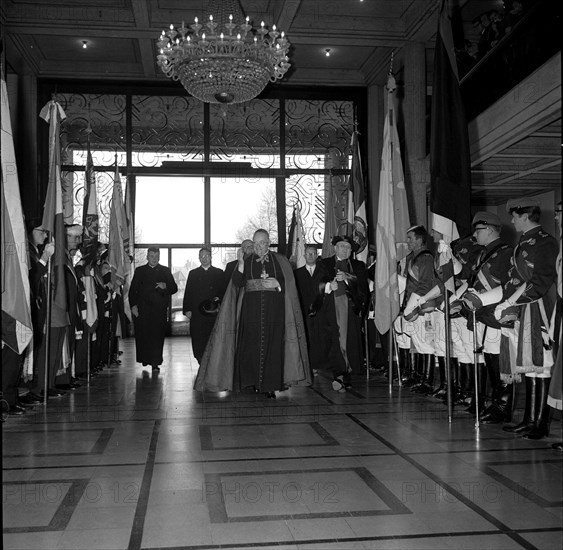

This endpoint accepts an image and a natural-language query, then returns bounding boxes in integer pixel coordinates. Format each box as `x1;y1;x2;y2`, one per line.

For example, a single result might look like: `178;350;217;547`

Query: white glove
437;240;451;255
494;300;512;321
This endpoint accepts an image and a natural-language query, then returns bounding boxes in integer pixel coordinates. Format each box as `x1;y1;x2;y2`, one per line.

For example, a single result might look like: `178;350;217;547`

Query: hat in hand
199;297;221;316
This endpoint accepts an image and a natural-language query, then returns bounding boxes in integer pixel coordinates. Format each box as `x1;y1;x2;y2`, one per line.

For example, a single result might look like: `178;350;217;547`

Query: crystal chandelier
156;0;291;104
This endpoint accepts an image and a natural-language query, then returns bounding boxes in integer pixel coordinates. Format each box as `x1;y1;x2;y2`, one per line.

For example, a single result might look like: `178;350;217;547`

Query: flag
374;75;411;335
39;99;69;328
81;141;99;267
287;205;306;269
1;76;33;353
108;161;129;287
122;177;135;321
430;0;472;291
347;131;369;264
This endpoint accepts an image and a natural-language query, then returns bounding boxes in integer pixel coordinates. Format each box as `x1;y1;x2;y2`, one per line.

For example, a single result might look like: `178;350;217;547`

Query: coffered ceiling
2;0;560;207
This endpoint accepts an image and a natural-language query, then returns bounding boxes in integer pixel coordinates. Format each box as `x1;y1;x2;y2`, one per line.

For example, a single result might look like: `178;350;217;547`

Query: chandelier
156;0;291;104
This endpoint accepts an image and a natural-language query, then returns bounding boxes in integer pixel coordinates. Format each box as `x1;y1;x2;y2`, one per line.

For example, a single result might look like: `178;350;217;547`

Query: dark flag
347;131;368;263
430;0;471;291
287;205;306;269
81;142;99;267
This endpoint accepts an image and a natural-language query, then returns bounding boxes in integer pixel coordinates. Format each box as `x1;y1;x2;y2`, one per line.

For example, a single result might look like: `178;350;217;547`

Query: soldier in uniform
496;198;558;439
463;212;514;423
400;225;438;393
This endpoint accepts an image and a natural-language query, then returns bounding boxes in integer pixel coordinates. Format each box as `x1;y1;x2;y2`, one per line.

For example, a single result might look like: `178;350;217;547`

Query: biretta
505;197;540;212
331;235;358;252
472;211;501;227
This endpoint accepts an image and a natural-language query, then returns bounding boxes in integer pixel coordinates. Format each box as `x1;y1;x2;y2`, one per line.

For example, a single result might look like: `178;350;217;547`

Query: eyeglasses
473;227;489;232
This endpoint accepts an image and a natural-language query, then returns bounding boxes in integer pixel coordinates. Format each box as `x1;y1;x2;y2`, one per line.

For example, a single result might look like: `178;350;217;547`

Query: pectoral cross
260;264;268;279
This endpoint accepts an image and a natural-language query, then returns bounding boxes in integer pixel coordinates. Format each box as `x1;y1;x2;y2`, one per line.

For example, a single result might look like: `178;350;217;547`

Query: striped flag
374;75;411;335
1;76;33;353
81;141;99;268
287;205;306;269
347;131;369;264
108;160;129;287
39;99;69;328
122;178;135;321
430;0;472;292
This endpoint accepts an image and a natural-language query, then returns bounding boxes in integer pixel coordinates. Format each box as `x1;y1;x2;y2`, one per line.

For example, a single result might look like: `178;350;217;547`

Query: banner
287;205;306;269
81;142;99;267
430;0;472;292
39;99;69;328
1;76;33;353
374;75;411;335
347;131;369;264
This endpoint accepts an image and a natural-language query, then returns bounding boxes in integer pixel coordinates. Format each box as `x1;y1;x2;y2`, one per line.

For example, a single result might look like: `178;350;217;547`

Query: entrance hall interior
3;338;562;550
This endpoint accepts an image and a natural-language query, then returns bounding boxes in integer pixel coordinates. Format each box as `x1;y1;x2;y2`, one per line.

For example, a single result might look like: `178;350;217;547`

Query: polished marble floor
3;337;562;550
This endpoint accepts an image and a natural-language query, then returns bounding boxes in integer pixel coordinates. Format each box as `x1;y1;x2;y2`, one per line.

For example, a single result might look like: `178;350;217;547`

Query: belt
245;278;281;292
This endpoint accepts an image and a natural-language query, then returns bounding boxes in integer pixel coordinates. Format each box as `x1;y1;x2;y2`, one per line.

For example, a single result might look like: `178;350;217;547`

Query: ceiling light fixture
82;40;88;49
156;0;291;104
325;48;331;57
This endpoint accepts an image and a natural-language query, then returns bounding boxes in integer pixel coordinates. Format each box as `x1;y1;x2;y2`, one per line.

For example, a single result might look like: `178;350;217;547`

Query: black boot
480;354;502;420
466;363;487;415
441;358;459;403
407;354;423;389
399;348;414;385
451;358;464;404
481;384;513;424
421;355;435;395
432;356;447;398
412;355;432;393
457;363;472;405
503;376;537;434
523;377;551;440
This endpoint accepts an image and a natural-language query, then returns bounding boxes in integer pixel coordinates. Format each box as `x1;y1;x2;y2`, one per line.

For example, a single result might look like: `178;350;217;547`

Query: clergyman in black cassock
294;245;330;372
183;247;225;363
129;247;178;369
193;230;311;397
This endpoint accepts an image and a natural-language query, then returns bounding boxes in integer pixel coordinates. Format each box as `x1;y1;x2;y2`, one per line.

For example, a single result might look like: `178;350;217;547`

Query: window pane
135;176;204;244
210;177;278;244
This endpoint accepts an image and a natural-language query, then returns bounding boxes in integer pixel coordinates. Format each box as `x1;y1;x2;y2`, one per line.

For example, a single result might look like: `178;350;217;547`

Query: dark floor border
347;413;547;550
478;461;563;508
127;419;161;550
203;466;411;523
3;478;89;533
134;527;563;550
199;421;339;451
3;428;114;457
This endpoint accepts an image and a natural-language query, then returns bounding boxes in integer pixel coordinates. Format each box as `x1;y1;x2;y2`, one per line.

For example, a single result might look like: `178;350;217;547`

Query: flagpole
43;237;53;405
393;327;402;387
472;310;480;430
388;329;393;392
445;288;453;423
364;318;370;381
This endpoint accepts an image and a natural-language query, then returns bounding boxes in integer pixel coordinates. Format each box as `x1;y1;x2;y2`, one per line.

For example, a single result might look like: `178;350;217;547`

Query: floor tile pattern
3;338;562;550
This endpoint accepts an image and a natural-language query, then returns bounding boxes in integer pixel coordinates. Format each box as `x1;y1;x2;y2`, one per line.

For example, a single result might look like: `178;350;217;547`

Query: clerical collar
202;265;210;270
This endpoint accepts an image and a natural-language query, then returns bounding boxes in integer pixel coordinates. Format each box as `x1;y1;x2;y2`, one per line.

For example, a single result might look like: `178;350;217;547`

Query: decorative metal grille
131;95;204;166
210;99;280;168
50;92;357;256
